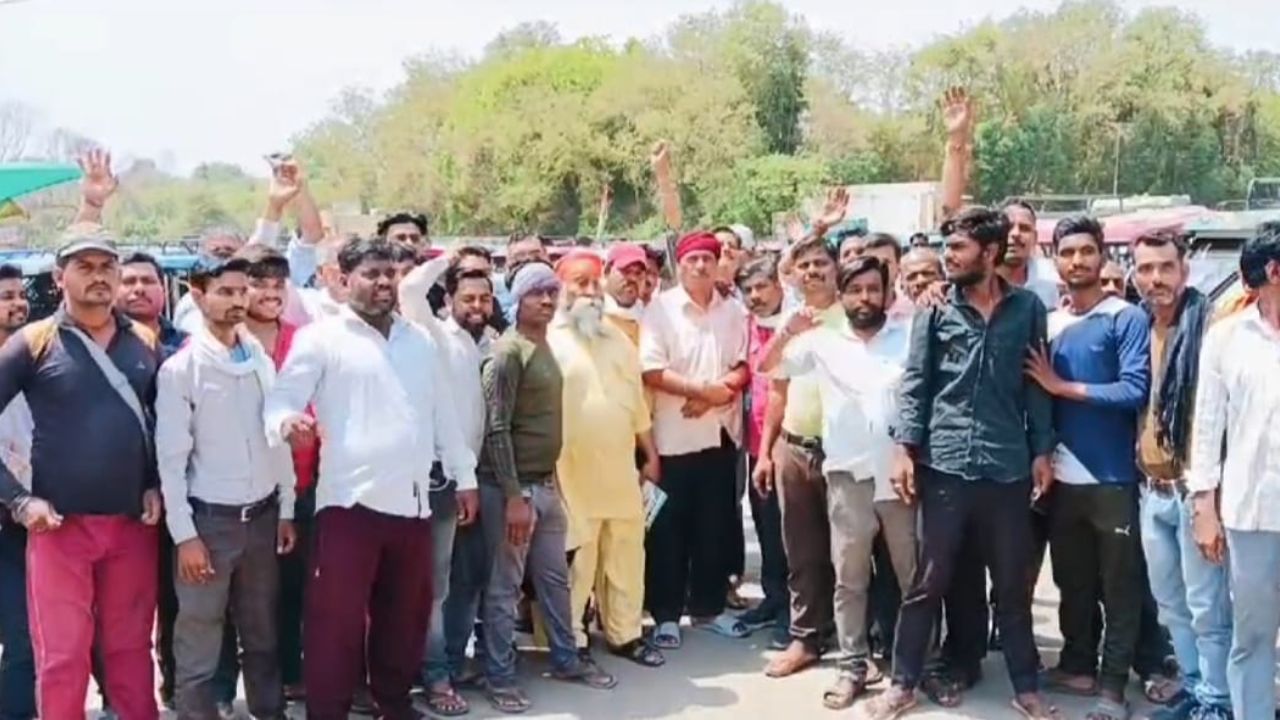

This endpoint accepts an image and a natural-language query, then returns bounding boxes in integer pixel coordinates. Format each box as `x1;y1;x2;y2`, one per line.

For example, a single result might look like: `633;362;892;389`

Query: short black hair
1052;215;1105;252
445;266;494;297
390;243;418;264
1001;198;1038;221
790;234;838;264
940;206;1011;264
1131;230;1189;260
735;255;779;290
235;244;291;279
908;232;930;246
376;212;428;238
0;264;22;282
832;225;867;246
838;256;889;293
644;245;664;267
120;251;163;279
864;233;903;261
189;257;251;291
337;237;396;275
507;232;550;248
1240;225;1280;290
457;245;493;263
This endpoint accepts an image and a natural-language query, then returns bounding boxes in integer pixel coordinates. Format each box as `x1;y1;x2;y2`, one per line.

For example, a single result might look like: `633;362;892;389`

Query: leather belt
782;431;822;452
189;491;279;523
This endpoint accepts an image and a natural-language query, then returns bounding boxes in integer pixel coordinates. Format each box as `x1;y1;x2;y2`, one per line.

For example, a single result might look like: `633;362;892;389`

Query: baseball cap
606;242;648;271
56;224;119;262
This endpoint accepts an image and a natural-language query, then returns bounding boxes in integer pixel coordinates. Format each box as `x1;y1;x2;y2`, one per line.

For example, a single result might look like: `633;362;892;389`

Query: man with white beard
549;250;665;669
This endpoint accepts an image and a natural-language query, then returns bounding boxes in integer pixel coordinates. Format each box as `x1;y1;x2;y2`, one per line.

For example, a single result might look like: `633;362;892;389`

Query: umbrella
0;163;81;203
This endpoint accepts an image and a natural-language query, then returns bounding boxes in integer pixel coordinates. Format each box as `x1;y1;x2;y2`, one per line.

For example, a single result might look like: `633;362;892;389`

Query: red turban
675;231;722;262
555;249;604;281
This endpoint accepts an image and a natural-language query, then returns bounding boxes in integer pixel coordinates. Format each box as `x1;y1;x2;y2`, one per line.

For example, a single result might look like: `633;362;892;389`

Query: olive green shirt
479;330;564;498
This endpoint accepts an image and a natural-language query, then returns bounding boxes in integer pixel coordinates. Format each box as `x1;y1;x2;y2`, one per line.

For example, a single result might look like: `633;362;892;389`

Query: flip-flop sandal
921;675;963;708
1011;697;1061;719
858;690;919;720
425;686;470;717
609;640;666;668
652;621;682;650
822;674;867;710
486;686;531;715
698;613;751;639
1041;668;1099;697
1085;698;1130;720
548;665;618;690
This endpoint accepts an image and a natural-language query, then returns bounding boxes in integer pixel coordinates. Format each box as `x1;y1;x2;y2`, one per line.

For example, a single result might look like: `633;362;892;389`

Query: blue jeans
1226;529;1280;720
479;483;577;688
0;524;35;720
422;485;459;687
1139;488;1232;709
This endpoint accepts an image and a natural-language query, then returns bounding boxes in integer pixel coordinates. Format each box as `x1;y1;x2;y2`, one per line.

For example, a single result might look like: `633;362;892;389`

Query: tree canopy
9;0;1280;245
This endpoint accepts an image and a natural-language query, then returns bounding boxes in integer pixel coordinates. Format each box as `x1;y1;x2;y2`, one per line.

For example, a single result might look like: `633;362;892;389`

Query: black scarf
1142;287;1210;465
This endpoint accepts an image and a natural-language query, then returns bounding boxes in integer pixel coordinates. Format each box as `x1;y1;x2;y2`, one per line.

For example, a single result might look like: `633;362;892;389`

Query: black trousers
728;451;748;581
747;457;788;615
892;469;1040;695
645;434;738;623
1049;484;1142;695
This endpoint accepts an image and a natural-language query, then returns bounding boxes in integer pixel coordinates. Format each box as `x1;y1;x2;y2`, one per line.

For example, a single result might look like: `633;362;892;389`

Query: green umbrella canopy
0;163;82;204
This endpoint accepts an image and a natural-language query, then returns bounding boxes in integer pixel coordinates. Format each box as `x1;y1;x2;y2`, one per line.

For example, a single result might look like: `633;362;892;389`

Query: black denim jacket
893;281;1054;482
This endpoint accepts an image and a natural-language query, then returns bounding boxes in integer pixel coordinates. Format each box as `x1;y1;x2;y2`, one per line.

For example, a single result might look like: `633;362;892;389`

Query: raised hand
650;140;672;173
77;149;118;209
267;158;305;212
813;187;851;233
941;86;976;139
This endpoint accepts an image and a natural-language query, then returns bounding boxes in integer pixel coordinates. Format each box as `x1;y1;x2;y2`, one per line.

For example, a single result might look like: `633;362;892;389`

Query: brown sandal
823;674;868;710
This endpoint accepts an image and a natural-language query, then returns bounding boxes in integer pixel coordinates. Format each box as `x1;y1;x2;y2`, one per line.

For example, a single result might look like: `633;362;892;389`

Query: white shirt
263;307;478;518
1024;257;1062;309
0;394;32;491
1187;306;1280;532
640;286;748;456
777;318;911;501
156;329;296;544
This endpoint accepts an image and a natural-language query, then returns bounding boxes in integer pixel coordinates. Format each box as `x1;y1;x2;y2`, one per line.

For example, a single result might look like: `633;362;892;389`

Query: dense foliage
9;0;1280;245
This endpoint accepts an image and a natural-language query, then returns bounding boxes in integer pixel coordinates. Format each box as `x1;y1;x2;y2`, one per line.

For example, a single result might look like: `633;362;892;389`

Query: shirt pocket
936;321;974;373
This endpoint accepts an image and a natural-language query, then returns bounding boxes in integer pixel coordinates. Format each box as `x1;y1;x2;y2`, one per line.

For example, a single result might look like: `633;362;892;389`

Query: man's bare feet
763;640;819;678
1012;691;1059;719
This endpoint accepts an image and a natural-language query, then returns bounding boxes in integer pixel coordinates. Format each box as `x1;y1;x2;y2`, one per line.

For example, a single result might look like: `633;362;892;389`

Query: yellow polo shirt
780;302;848;438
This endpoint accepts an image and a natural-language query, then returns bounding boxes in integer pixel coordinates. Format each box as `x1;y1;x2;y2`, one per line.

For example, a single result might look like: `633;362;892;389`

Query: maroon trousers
304;505;432;720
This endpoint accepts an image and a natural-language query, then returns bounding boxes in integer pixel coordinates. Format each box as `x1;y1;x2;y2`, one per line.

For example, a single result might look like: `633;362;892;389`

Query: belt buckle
239;504;252;523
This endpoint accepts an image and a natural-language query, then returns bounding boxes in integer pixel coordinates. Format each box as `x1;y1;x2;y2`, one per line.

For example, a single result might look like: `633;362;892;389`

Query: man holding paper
550;250;666;669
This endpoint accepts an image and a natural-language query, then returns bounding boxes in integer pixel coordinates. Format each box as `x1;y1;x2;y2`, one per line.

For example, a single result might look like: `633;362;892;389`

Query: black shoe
737;602;781;631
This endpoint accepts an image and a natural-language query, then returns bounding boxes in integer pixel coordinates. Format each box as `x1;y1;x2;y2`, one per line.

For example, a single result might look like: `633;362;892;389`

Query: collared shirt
894;282;1054;482
779;318;912;500
1187;307;1280;532
156;328;296;544
550;321;650;543
0;309;159;515
640;286;748;456
267;322;318;493
264;307;477;518
780;302;847;438
1047;296;1150;486
604;296;645;347
744;315;777;458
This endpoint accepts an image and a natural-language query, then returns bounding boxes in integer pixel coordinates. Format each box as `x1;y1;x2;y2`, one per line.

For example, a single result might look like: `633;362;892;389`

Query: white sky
1;0;1274;175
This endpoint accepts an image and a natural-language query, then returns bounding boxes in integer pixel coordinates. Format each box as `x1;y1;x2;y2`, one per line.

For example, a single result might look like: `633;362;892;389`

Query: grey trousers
174;506;283;720
827;472;917;676
479;483;578;688
422;485;459;686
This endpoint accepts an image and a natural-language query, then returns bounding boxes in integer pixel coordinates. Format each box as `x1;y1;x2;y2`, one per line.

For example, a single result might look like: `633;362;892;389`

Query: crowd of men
0;86;1278;720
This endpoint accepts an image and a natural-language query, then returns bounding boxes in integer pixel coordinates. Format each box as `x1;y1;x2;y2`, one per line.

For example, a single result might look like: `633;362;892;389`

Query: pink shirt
745;317;776;458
